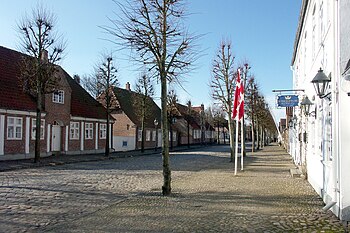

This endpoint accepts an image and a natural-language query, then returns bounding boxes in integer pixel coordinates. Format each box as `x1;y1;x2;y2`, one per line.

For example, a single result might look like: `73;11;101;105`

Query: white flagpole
241;118;244;171
234;116;239;175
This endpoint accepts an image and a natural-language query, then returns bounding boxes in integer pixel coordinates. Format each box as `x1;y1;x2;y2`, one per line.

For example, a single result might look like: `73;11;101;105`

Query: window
126;124;130;130
100;124;106;139
122;141;128;147
152;130;156;141
173;132;176;142
70;122;79;139
85;123;93;139
53;90;64;104
193;129;200;139
138;129;142;141
7;117;22;140
31;119;45;140
146;130;151;141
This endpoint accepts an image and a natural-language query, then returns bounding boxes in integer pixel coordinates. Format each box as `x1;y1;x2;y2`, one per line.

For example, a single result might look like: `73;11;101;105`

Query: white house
290;0;350;222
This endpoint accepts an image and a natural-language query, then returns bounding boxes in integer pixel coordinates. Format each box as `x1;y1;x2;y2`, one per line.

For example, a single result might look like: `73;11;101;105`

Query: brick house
171;103;215;146
0;46;111;160
109;83;165;151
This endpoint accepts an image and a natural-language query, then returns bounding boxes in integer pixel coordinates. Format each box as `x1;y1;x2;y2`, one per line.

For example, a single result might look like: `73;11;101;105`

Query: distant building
0;46;111;160
170;103;215;146
279;118;287;133
106;83;163;151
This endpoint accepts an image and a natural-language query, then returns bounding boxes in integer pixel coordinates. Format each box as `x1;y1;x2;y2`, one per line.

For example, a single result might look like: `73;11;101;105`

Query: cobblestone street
1;145;348;232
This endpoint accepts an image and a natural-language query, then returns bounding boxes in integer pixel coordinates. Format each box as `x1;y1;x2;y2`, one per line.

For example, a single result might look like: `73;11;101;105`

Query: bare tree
245;77;256;152
17;6;65;163
103;0;197;195
81;74;99;98
134;74;155;153
210;41;236;162
212;105;226;144
95;54;119;157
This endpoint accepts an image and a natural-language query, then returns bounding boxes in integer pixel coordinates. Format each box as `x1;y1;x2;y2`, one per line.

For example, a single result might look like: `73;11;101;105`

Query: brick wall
112;111;136;137
44;69;72;126
4;114;26;154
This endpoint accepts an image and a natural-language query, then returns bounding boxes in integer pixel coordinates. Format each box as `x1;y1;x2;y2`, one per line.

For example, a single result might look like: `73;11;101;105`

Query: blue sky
0;0;301;122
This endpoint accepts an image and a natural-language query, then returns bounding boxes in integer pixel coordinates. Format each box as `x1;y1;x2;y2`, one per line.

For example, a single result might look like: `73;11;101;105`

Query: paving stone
0;144;349;232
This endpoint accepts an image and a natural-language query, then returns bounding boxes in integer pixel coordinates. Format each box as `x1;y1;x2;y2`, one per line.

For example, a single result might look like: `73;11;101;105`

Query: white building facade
290;0;350;222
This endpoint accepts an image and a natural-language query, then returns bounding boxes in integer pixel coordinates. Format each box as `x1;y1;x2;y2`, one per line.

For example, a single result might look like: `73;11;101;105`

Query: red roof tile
0;46;106;119
0;46;37;111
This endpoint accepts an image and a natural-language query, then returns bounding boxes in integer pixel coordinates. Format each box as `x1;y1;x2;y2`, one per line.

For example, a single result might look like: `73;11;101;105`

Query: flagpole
234;116;239;175
240;118;244;171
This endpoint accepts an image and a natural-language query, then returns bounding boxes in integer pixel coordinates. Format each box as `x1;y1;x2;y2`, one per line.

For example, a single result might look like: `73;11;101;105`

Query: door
52;125;61;152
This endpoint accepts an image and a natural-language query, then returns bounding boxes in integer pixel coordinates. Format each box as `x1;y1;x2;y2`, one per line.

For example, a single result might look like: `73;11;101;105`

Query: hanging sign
277;95;299;107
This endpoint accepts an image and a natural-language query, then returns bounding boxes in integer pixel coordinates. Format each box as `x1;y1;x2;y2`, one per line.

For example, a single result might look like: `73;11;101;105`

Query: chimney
73;75;80;84
41;49;48;63
126;82;131;91
201;104;204;111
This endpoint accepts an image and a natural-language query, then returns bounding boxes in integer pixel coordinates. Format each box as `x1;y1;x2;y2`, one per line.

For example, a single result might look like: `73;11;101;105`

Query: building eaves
291;0;309;66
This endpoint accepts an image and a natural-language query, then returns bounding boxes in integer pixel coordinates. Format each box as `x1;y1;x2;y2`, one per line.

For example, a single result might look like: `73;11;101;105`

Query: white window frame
100;124;107;139
85;123;93;139
53;90;64;104
152;130;156;141
31;119;45;140
138;129;142;142
70;122;80;140
173;131;176;142
146;130;151;141
7;117;22;140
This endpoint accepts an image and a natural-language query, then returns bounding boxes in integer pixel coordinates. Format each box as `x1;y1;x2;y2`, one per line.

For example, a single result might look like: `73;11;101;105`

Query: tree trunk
34;91;42;163
262;127;265;147
217;121;220;145
170;122;173;150
251;121;255;153
256;121;260;150
161;73;171;195
223;126;226;144
161;0;171;196
141;114;145;153
241;118;246;156
227;116;235;162
261;126;264;148
187;121;190;148
105;108;110;157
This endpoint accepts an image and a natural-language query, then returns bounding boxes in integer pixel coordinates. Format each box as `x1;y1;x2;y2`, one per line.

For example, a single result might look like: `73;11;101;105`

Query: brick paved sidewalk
46;145;349;233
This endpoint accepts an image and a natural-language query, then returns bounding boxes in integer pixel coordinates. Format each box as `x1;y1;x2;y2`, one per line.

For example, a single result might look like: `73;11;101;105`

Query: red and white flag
232;69;244;120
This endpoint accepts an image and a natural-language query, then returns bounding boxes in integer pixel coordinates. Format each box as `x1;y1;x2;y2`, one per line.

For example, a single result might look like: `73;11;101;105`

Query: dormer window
53;90;64;104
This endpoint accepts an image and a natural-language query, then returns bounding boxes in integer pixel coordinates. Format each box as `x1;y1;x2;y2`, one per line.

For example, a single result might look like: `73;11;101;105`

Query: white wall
291;0;339;216
113;136;135;152
339;0;350;221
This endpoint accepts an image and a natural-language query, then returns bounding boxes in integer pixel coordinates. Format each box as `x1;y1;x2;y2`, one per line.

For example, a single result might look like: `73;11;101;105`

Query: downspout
334;0;341;217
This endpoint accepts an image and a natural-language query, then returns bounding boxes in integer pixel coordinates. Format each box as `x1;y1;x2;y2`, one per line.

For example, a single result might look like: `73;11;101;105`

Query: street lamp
288;119;294;129
154;119;158;151
289;115;298;129
311;68;331;99
300;96;314;116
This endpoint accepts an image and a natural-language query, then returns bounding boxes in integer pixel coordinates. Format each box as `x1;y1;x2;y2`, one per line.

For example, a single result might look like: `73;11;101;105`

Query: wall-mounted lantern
311;68;331;99
300;96;313;116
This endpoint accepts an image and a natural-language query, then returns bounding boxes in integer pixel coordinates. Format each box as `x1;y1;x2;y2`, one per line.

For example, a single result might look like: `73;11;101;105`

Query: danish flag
232;69;244;120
